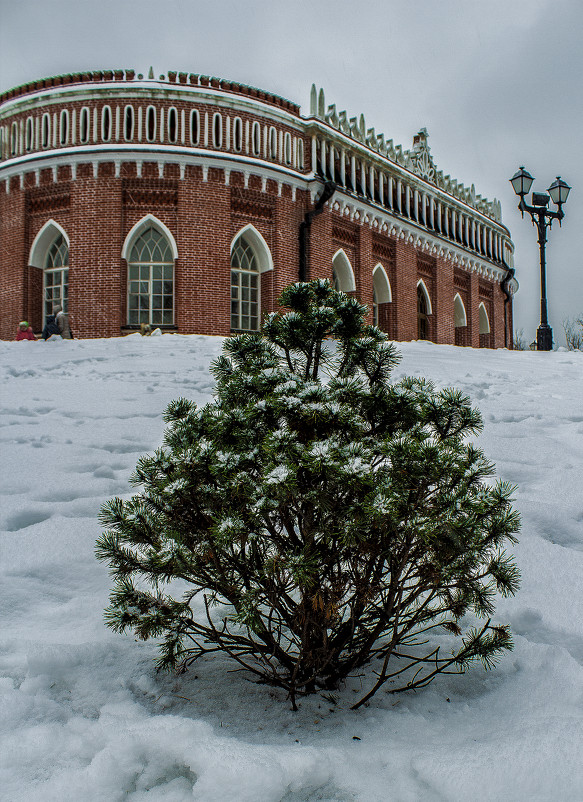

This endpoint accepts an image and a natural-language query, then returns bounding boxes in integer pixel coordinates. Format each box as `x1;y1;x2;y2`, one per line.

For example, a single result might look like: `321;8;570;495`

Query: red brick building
0;70;517;344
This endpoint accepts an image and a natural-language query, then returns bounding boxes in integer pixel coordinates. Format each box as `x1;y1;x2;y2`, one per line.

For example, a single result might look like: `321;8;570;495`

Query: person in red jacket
16;321;36;341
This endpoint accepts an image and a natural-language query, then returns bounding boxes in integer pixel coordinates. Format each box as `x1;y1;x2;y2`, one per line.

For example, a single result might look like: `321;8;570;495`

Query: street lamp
510;167;571;351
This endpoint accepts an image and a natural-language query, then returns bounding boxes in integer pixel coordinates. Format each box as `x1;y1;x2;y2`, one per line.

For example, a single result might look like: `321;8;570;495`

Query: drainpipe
299;181;336;281
500;262;515;348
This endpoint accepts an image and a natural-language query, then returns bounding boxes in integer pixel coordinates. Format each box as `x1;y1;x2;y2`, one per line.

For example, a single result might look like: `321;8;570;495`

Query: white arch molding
332;248;356;292
372;263;392;303
479;302;491;334
416;279;432;315
29;219;70;268
454;293;467;327
230;224;274;273
122;214;178;261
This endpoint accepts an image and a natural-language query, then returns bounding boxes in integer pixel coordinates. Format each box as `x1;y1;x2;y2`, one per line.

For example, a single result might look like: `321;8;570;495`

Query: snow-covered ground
1;334;582;802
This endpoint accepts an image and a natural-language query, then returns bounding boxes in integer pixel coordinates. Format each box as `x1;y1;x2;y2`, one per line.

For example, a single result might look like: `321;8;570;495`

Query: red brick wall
0;84;510;345
0;168;508;344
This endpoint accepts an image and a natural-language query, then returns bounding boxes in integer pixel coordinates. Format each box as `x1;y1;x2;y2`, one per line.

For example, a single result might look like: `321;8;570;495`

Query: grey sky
1;0;581;344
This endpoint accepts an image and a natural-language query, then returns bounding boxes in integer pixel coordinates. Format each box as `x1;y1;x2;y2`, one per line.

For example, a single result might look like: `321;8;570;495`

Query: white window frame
167;106;178;144
212;112;222;148
124;105;134;141
233;117;243;152
60;109;69;146
190;109;200;145
79;107;90;144
146;106;157;142
101;105;112;142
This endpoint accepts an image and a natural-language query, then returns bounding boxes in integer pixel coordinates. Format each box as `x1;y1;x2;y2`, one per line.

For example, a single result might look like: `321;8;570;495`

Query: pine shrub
97;280;520;709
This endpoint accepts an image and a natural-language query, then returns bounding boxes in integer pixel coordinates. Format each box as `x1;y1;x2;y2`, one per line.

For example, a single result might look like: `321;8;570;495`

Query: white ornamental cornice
329;190;509;282
308;84;504;225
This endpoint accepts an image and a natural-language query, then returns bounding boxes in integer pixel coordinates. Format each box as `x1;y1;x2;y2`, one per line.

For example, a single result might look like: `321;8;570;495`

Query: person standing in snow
53;305;73;339
15;321;36;340
41;313;60;340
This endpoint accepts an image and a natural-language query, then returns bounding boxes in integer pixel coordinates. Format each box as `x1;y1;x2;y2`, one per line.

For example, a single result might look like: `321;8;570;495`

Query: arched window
454;293;468;346
26;117;34;152
124;106;134;141
231;235;260;331
190;110;200;145
417;282;431;340
60;110;69;145
297;138;304;169
284;132;292;165
79;107;90;144
101;106;112;142
372;264;392;330
168;107;178;144
10;122;18;156
479;302;490;334
146;106;156;142
213;113;222;148
127;227;174;326
41;114;50;148
479;302;492;348
233;117;243;152
331;249;356;293
252;121;261;156
44;234;69;323
269;126;278;159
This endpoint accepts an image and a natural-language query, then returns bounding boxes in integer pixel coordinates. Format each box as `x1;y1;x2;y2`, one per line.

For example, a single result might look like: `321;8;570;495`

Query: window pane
152;295;162;309
163;310;173;325
163;281;173;296
153;266;162;280
129;266;139;280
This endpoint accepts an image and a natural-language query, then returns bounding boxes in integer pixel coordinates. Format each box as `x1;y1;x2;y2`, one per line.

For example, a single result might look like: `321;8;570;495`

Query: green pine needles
97;280;520;709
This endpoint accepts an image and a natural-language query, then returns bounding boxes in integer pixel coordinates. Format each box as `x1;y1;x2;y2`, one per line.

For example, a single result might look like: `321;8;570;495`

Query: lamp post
510;167;571;351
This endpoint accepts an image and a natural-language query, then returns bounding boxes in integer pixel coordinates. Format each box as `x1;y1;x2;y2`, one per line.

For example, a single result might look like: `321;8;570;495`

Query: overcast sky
1;0;581;345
